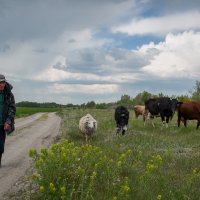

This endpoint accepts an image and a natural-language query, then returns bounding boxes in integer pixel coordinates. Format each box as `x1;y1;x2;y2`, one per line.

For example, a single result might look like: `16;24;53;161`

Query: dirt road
0;112;61;198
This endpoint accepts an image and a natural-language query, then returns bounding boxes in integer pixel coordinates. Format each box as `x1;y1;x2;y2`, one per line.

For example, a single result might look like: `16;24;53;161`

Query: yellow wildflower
49;182;56;193
127;149;132;155
29;149;37;157
40;186;45;192
24;175;29;181
117;161;122;167
48;150;54;158
157;194;162;200
60;186;66;194
120;153;126;160
41;148;47;154
193;168;197;174
122;185;130;193
92;171;97;179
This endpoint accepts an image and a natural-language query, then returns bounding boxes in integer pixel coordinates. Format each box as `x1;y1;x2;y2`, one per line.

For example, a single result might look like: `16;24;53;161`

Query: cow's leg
183;119;187;127
162;120;165;127
143;113;146;125
161;115;165;127
116;128;119;136
116;125;120;136
197;119;200;129
165;117;170;128
144;109;149;126
177;114;181;127
151;118;155;128
122;125;127;135
177;119;180;127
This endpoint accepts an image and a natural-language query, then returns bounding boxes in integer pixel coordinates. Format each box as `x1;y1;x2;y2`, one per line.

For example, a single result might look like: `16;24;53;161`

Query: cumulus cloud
140;31;200;79
112;11;200;36
35;67;141;84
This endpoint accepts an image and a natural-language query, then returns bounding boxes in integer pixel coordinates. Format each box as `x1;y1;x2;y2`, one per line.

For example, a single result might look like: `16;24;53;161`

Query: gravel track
0;112;61;198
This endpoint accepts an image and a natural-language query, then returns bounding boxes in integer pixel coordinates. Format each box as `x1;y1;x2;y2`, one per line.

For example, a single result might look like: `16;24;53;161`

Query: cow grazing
134;105;145;119
115;106;129;135
177;101;200;129
144;97;179;128
134;105;152;122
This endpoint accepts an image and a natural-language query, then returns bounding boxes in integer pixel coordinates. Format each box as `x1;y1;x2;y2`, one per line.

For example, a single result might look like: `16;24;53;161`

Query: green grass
16;107;61;118
24;108;200;200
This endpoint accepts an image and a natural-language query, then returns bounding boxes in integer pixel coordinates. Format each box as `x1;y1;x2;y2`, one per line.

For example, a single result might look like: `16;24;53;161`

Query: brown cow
134;105;145;119
134;105;151;125
177;101;200;129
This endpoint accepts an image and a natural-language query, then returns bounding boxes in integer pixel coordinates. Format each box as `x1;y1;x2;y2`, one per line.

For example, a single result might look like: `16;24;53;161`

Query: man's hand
4;123;11;131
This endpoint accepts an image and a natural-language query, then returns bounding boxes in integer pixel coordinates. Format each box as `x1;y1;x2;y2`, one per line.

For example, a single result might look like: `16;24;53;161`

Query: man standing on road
0;74;16;167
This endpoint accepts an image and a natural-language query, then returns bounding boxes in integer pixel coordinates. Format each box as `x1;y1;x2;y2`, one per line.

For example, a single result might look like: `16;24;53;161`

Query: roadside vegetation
23;108;200;200
16;107;61;118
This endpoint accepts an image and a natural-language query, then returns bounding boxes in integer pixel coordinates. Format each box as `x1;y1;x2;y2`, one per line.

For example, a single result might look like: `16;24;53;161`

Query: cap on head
0;74;6;82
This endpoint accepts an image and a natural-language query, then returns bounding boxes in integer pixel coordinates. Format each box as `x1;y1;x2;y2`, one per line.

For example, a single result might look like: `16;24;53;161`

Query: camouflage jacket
3;82;16;134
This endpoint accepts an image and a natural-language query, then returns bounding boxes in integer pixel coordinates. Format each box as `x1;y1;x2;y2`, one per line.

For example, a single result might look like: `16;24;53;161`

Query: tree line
16;81;200;109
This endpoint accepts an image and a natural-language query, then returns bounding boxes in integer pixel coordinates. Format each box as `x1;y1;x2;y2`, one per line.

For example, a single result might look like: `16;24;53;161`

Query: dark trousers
0;126;6;154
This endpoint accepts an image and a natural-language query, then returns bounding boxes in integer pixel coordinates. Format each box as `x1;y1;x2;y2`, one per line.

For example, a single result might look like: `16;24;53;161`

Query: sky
0;0;200;104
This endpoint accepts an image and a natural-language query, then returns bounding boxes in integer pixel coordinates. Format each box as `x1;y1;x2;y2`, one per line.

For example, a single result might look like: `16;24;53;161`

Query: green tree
96;103;107;109
133;91;156;105
117;94;133;108
177;95;190;102
86;101;96;108
190;80;200;100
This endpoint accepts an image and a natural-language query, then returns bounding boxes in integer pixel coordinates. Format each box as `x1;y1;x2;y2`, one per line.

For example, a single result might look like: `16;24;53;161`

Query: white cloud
35;67;141;84
56;29;113;51
112;11;200;36
50;83;119;94
140;31;200;78
0;29;113;80
35;68;100;82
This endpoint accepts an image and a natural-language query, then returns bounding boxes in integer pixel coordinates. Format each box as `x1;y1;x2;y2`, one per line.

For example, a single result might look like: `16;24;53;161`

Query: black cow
115;106;129;135
144;97;179;128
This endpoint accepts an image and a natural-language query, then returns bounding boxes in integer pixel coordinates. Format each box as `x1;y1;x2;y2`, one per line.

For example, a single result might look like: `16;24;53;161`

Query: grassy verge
16;107;61;118
23;108;200;199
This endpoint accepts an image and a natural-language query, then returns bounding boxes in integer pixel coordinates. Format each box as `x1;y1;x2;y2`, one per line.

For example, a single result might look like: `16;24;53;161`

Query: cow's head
171;99;181;112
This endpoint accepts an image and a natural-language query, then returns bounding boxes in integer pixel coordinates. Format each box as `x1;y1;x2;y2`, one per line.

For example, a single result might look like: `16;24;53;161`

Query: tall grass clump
28;140;136;199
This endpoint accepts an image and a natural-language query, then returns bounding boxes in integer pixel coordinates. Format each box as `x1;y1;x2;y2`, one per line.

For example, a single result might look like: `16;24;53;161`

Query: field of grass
16;107;61;118
25;108;200;200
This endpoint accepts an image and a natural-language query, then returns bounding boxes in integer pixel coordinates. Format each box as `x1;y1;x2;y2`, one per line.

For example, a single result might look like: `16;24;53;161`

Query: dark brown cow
177;101;200;129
